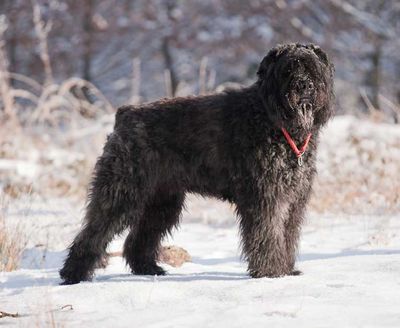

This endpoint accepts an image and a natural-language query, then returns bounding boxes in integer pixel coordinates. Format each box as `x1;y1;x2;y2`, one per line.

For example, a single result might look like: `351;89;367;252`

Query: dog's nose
297;80;314;91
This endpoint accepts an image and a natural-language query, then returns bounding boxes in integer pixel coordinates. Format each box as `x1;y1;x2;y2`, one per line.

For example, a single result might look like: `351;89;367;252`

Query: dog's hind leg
59;203;129;285
60;135;139;284
123;191;185;276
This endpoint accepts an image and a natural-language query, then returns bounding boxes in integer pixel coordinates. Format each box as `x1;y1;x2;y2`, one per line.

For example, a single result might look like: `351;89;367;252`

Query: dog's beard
297;102;314;130
285;90;316;132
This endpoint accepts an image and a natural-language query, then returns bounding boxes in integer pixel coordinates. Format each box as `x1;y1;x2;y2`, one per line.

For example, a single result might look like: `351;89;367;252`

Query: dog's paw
60;279;81;285
249;268;286;279
289;269;303;276
59;268;94;285
59;274;93;285
133;263;166;276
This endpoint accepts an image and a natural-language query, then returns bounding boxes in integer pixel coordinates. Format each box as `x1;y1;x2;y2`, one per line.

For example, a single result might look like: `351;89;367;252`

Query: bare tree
82;0;94;82
1;0;399;117
32;1;53;86
160;0;179;96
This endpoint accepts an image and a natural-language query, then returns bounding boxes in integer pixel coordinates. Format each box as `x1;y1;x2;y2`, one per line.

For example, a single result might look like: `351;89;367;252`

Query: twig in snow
0;310;19;318
60;304;73;311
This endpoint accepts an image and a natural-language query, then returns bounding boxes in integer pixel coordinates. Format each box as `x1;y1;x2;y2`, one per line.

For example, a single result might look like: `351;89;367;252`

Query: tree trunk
6;2;17;84
370;42;381;110
161;36;178;97
82;0;93;82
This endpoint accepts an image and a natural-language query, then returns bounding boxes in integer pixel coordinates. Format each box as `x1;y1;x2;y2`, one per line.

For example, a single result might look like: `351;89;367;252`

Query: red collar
281;127;312;166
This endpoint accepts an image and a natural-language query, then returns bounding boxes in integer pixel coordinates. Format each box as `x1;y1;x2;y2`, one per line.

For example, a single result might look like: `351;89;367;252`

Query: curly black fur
60;43;334;284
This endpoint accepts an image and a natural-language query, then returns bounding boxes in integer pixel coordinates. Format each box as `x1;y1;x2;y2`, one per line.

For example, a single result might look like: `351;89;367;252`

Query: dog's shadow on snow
96;271;249;283
89;249;400;283
3;249;400;293
96;255;248;282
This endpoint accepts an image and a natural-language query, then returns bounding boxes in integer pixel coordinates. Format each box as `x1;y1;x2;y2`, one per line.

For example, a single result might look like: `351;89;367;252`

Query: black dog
60;43;334;284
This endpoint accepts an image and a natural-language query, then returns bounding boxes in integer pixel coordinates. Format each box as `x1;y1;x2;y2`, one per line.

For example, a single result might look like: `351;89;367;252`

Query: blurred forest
0;0;399;122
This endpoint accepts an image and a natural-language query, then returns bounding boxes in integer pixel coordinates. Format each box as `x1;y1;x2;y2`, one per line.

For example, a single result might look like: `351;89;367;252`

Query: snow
1;115;400;326
313;115;400;214
1;196;400;327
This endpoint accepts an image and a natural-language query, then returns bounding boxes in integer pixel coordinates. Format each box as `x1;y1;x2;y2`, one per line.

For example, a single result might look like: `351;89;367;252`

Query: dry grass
1;7;113;129
0;116;112;200
310;116;400;215
0;198;25;271
0;12;114;200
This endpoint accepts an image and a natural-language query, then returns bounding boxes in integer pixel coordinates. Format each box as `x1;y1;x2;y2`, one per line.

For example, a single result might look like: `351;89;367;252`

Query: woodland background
1;0;400;121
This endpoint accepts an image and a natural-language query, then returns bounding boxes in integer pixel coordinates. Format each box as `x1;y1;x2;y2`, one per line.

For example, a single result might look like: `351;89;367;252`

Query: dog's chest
255;143;314;194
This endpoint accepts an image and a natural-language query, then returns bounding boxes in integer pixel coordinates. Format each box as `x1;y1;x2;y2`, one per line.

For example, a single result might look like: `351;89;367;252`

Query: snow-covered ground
1;115;400;327
1;195;400;327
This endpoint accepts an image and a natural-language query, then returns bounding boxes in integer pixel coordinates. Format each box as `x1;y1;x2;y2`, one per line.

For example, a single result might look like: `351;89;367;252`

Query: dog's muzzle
299;97;313;112
297;97;314;129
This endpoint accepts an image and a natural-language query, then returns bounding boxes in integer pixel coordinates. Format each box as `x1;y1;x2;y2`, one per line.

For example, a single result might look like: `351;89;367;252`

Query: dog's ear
306;43;335;77
306;44;330;66
257;49;277;79
257;45;288;79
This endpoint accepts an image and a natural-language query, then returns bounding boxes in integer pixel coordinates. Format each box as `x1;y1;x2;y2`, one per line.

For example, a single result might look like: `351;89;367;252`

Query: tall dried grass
0;198;25;271
0;11;113;128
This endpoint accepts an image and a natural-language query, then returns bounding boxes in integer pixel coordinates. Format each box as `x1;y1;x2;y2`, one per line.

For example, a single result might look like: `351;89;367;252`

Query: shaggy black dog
60;43;334;284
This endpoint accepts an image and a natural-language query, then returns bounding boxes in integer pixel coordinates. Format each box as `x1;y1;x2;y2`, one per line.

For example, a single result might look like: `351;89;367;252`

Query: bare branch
32;1;53;86
0;311;19;318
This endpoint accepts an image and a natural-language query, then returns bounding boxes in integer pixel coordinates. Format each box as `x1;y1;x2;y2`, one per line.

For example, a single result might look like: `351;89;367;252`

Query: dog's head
257;43;334;132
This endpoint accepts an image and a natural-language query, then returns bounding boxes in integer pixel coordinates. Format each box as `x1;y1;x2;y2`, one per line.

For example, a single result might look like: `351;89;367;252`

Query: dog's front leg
285;183;312;276
236;191;291;278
